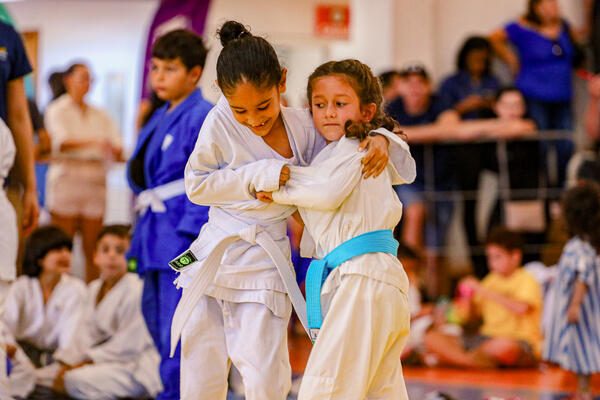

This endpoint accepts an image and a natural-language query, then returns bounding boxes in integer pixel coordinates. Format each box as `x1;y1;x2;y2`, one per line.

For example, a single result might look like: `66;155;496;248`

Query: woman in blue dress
490;0;579;187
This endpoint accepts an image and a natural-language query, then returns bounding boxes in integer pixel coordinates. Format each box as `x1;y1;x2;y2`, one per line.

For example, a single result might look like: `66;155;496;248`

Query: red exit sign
315;4;350;40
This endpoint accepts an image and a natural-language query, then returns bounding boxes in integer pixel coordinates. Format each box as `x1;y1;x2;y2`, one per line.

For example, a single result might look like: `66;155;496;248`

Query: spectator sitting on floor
424;227;543;368
38;225;162;399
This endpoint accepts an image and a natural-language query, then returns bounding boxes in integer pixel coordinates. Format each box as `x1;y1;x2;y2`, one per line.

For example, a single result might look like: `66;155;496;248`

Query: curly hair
562;181;600;250
307;59;399;141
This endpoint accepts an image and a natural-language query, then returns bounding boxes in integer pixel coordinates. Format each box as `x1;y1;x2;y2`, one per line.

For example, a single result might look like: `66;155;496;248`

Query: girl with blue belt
256;59;416;399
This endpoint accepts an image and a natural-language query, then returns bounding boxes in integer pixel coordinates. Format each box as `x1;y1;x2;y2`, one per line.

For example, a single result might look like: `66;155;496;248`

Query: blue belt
305;229;398;342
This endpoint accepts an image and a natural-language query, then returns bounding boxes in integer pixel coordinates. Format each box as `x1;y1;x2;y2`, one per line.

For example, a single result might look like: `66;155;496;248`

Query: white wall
199;0;354;105
6;0;159;150
328;0;395;74
6;0;589;140
393;0;437;74
198;0;395;106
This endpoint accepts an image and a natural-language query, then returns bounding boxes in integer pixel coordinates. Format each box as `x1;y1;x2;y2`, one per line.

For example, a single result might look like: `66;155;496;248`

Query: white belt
169;210;310;356
134;178;186;215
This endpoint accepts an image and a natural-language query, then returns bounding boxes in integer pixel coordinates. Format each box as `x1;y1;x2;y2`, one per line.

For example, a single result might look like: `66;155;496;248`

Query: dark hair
456;36;492;75
495;86;524;101
216;21;283;95
96;224;131;246
562;182;600;250
398;62;429;80
524;0;543;25
63;62;87;77
492;86;530;119
152;29;208;71
22;226;72;277
378;70;400;89
485;226;524;252
307;59;399;141
48;71;66;100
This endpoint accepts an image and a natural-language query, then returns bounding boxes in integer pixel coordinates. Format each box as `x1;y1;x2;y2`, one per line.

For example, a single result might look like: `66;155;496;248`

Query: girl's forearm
570;280;588;309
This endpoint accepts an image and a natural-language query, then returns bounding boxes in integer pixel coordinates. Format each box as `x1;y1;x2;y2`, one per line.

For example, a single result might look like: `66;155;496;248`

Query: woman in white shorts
45;63;122;281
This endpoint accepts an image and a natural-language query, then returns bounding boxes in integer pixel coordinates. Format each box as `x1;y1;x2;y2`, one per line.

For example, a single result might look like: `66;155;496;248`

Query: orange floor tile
288;331;600;394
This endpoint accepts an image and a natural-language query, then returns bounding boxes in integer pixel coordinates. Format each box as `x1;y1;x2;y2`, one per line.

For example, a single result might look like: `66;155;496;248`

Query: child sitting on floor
424;227;543;368
2;226;86;369
37;225;162;399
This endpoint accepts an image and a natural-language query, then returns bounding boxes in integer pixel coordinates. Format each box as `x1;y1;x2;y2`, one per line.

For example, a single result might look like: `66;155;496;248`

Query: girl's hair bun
217;20;251;47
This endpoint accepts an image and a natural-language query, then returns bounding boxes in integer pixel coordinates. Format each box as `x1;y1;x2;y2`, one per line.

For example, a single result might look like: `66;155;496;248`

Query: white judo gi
0;119;17;297
0;321;36;400
175;97;413;400
271;129;416;400
48;273;162;400
175;96;324;400
0;115;16;400
2;274;87;364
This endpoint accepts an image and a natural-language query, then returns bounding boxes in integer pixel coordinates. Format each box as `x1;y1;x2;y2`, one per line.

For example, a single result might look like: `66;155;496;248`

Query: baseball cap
399;62;429;79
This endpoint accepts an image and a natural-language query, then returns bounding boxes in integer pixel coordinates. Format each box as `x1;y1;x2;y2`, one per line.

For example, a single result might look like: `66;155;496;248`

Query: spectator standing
44;63;122;282
490;0;579;187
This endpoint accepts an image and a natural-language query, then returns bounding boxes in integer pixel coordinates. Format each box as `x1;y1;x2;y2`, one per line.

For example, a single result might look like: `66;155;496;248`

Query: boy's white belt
169;207;309;357
134;178;186;215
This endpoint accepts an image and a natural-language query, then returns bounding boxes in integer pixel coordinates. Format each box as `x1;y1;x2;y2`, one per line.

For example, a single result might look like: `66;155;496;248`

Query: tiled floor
404;367;600;399
269;333;600;400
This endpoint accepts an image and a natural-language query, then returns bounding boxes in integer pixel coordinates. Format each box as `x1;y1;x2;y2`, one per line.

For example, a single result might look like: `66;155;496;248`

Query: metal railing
415;130;573;257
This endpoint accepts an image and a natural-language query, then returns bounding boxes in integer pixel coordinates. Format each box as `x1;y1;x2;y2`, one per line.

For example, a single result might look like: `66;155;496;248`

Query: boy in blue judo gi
126;29;212;400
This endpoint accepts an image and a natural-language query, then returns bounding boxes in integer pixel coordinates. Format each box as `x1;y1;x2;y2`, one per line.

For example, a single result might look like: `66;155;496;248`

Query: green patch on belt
169;250;198;271
127;258;137;273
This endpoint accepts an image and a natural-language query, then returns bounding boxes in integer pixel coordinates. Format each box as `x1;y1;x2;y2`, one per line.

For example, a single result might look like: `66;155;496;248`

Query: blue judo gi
127;89;212;399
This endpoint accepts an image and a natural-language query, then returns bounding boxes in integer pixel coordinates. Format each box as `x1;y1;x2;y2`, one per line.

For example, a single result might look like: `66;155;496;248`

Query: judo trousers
298;274;410;400
141;271;181;399
180;295;292;400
